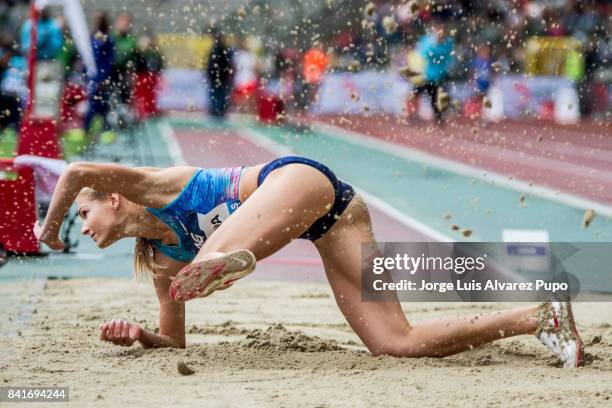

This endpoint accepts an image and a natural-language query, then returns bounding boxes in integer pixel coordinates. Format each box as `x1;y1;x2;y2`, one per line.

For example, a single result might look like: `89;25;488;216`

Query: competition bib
196;200;240;239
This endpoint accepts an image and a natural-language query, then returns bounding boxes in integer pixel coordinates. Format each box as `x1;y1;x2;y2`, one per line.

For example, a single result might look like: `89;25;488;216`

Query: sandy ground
1;278;611;407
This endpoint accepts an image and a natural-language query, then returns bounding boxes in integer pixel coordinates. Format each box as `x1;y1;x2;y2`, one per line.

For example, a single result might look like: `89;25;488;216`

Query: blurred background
0;0;610;134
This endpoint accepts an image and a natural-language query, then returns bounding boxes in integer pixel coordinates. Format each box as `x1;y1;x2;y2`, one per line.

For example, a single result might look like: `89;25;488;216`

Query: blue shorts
257;156;356;241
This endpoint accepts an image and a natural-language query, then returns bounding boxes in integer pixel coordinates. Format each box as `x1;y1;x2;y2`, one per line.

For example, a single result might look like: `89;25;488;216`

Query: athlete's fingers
106;322;113;341
113;319;122;340
117;320;124;346
107;320;117;342
121;320;129;346
106;321;114;341
100;323;108;341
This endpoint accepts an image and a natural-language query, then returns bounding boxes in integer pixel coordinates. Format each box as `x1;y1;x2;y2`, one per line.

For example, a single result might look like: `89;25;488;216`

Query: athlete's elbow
66;162;91;181
66;162;100;187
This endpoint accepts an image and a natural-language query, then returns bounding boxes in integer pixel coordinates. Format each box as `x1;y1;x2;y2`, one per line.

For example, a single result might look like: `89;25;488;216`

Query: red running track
313;115;612;205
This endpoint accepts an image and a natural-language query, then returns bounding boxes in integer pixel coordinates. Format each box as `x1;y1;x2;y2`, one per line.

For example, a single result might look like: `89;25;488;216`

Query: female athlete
34;156;584;367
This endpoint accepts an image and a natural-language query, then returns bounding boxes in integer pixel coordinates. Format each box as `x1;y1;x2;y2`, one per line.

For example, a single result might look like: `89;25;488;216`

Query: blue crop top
145;166;244;262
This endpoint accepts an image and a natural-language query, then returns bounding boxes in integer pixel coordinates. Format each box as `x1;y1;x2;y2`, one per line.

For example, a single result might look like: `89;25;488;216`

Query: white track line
427;135;612;182
238;126;297;157
157;119;187;165
238;125;453;242
312;121;612;218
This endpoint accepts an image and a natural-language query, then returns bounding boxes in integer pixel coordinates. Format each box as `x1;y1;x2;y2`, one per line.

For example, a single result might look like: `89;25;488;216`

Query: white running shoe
535;301;585;368
169;249;256;302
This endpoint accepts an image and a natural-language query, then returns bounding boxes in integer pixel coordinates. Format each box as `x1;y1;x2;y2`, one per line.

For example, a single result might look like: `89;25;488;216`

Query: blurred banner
157;34;213;70
311;70;412;115
525;36;583;78
495;75;578;120
156;67;580;121
157;68;208;111
309;70;577;120
141;33;212;111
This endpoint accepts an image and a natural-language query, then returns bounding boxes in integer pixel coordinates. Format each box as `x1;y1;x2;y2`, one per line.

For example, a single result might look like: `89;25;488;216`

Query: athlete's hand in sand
33;222;65;251
100;319;142;347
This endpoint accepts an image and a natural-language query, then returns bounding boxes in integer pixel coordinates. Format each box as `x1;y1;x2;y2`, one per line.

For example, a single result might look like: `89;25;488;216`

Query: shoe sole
169;249;256;302
564;302;585;367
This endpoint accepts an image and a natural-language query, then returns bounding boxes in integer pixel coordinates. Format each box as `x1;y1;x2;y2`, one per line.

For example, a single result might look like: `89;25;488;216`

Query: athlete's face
76;194;121;248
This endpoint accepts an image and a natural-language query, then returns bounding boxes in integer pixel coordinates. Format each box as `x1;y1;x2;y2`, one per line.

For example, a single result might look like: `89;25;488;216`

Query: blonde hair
77;187;163;280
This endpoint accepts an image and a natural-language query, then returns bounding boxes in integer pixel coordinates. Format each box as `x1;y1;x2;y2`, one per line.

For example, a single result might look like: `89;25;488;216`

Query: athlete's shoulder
143;165;198;176
150;166;201;189
121;165;199;208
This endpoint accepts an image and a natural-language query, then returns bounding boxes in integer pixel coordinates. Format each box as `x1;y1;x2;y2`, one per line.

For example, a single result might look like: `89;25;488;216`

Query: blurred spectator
133;34;164;120
0;34;15;85
303;44;330;87
274;48;299;112
0;0;22;38
84;12;114;134
409;18;454;125
302;43;330;108
52;13;86;133
472;44;493;97
59;75;86;132
232;37;259;112
56;15;79;75
206;29;234;118
0;33;21;131
20;7;63;60
111;13;137;105
59;28;86;134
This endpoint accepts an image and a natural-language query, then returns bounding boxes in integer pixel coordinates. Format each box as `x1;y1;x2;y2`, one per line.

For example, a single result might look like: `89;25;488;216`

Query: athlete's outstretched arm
142;253;188;348
100;252;188;348
34;162;161;250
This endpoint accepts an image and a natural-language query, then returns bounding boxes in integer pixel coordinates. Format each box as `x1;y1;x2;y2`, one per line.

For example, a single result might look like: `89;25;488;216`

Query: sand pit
1;278;611;407
238;324;345;352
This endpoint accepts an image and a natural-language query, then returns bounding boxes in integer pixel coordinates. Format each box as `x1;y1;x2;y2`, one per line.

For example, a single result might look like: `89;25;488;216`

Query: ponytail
134;237;164;280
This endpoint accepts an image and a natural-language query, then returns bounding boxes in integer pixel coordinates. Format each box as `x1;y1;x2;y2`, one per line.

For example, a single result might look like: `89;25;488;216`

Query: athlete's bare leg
314;194;539;357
